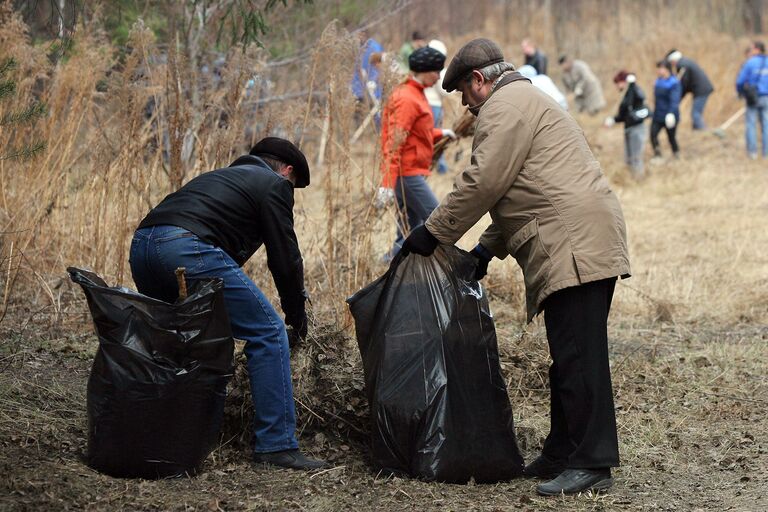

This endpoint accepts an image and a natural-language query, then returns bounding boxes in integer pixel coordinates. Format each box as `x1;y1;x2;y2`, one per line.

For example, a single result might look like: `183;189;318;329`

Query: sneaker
536;468;614;496
748;153;758;160
253;449;329;470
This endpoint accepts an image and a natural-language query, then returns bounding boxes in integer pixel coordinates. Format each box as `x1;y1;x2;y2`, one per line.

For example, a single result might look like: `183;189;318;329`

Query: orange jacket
380;78;444;188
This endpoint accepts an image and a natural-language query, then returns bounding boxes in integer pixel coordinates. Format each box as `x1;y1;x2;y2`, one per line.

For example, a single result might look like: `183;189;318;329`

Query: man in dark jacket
129;137;327;471
522;38;548;75
666;49;714;130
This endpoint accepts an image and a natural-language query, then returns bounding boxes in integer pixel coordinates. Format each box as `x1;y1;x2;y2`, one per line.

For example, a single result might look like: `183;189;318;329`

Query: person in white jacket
425;39;450;173
518;65;568;110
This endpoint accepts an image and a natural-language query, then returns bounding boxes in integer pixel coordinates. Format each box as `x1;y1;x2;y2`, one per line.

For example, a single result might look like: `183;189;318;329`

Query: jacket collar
406;77;427;91
468;70;531;116
229;154;269;169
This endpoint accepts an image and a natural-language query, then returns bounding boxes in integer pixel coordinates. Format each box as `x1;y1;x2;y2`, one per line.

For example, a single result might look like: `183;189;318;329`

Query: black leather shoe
523;454;567;479
253;449;329;470
536;468;614;496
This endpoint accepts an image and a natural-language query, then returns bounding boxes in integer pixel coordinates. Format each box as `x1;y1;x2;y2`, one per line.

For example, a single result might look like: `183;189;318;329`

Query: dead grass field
2;118;767;511
2;1;768;510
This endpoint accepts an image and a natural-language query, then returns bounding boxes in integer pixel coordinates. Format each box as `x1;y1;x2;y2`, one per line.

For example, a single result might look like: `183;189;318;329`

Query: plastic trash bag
347;246;524;483
68;267;234;479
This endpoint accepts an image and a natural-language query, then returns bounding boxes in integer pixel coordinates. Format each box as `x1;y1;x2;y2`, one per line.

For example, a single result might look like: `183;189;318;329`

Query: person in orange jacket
378;46;456;261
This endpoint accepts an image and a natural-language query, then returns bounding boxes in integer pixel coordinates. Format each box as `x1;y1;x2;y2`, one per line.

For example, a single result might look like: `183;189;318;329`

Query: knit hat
250;137;310;188
443;38;504;92
408;46;446;73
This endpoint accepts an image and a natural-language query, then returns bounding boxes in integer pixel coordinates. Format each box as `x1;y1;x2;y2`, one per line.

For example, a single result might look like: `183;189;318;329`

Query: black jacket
525;50;548;76
614;82;648;128
676;57;714;97
138;155;306;323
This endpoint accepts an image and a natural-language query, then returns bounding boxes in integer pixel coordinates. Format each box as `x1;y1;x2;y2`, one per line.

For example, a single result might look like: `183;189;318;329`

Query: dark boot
536;468;613;496
523;454;567;479
253;449;329;470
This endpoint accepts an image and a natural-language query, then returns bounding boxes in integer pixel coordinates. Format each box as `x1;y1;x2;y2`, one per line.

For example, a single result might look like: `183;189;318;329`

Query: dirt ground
2;122;767;511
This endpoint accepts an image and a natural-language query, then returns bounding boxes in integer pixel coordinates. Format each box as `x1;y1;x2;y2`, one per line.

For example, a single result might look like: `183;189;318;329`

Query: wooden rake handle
175;267;188;301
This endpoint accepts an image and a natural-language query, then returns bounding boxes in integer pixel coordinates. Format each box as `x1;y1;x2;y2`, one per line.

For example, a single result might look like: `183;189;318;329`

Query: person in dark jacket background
522;38;548;75
666;49;714;130
651;60;681;160
604;70;649;179
129;137;328;471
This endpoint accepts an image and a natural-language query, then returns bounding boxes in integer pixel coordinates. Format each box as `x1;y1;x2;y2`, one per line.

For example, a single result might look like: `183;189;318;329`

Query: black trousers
650;119;679;155
541;278;620;469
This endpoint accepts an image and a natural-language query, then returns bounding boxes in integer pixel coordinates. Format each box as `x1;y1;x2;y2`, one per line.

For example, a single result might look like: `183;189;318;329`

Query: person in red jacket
379;46;455;261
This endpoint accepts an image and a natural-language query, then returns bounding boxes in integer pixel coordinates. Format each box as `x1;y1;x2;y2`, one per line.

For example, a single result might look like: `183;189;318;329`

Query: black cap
409;47;446;73
443;38;504;92
250;137;310;188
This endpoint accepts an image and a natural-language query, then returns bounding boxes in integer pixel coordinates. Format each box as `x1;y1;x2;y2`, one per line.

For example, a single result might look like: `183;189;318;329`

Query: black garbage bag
68;267;234;479
347;246;524;483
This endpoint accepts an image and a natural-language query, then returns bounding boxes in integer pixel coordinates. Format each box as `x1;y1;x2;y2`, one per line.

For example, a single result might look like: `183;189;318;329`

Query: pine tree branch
1;140;47;161
0;58;17;76
0;80;15;100
1;103;47;126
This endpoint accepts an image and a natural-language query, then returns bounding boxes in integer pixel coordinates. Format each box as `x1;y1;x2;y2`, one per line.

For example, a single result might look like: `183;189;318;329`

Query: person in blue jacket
351;29;384;126
736;40;768;159
650;60;681;159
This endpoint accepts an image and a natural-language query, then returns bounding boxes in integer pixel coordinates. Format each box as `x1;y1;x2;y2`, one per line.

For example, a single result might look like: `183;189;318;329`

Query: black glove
401;224;439;257
470;244;493;280
285;310;308;348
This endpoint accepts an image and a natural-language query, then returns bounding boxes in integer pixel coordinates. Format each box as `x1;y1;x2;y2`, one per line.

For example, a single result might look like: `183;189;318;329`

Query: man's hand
470;244;493;280
401;224;439;257
665;112;676;129
375;186;395;209
442;128;457;140
286;311;308;348
603;116;615;128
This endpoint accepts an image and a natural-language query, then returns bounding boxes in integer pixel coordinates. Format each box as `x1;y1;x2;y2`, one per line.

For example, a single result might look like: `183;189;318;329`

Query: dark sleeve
634;85;646;107
614;92;627;123
260;180;306;324
540;53;548;76
679;66;692;95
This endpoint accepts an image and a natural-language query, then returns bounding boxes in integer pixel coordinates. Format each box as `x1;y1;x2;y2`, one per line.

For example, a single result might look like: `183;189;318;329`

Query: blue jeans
431;105;449;174
691;94;709;130
389;175;439;257
746;95;768;157
129;225;299;454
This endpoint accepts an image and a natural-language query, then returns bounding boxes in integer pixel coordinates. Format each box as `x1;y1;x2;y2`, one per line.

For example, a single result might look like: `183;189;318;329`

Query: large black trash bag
68;267;234;479
347;246;524;483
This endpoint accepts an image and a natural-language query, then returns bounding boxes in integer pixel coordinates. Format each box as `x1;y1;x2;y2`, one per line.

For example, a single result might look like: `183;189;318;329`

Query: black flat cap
443;38;504;92
409;46;446;72
250;137;310;188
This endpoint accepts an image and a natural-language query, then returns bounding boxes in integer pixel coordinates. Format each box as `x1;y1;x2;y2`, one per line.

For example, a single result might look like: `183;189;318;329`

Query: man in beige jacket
400;39;631;496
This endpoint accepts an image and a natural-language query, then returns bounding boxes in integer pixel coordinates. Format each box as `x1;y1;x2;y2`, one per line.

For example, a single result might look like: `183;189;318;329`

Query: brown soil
1;319;766;512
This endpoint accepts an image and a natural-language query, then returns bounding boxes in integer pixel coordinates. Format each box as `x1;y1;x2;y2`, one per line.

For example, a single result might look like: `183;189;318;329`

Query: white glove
603;116;615;128
574;85;584;96
664;113;676;129
441;128;457;140
375;187;395;209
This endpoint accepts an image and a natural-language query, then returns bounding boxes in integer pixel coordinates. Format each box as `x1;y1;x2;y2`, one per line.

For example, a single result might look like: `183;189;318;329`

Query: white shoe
748;153;758;160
